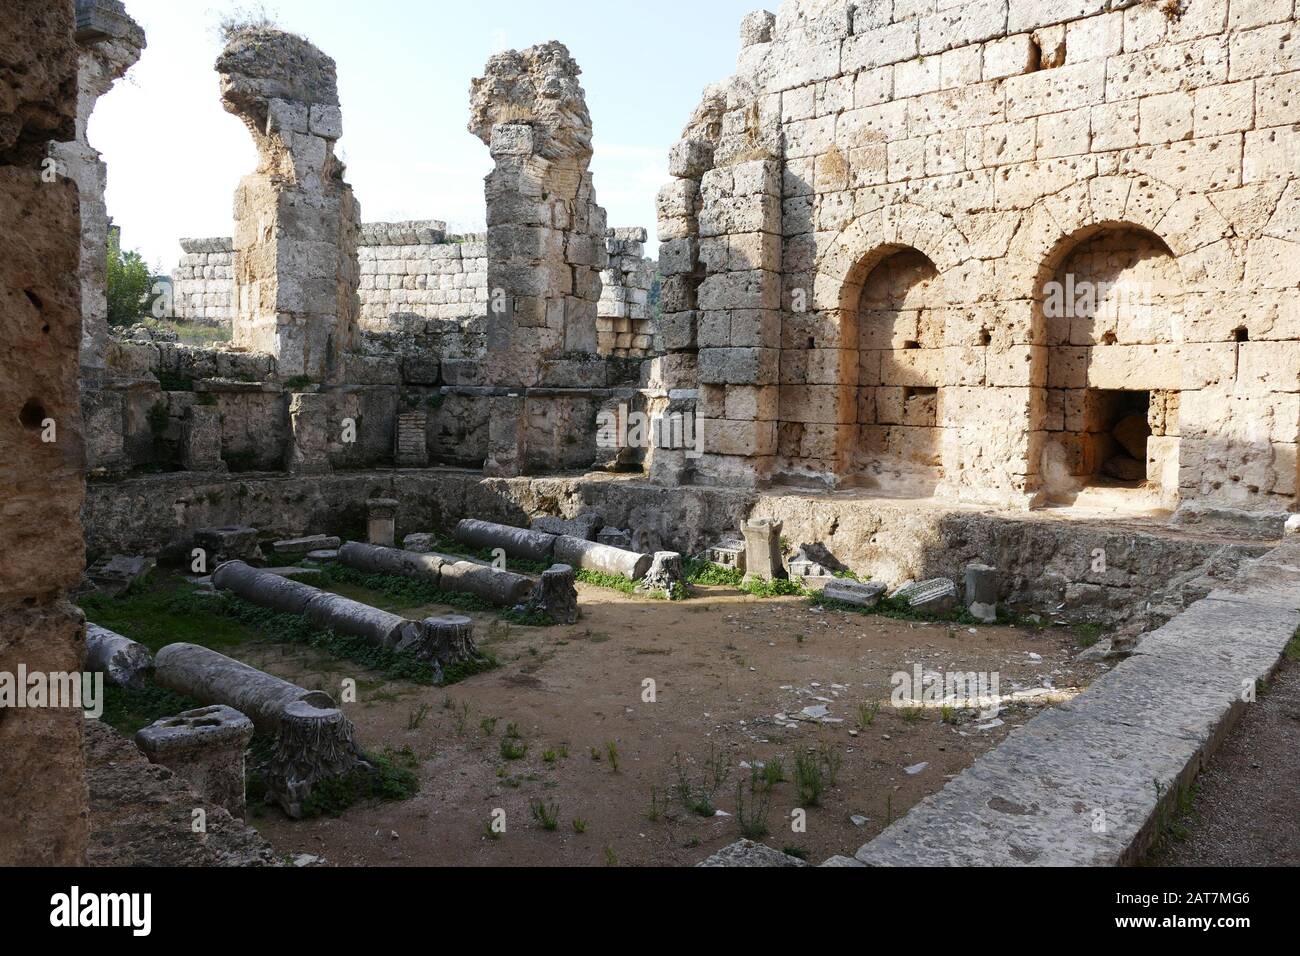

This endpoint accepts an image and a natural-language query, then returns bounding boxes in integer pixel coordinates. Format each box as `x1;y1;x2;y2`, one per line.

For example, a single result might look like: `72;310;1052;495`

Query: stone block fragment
135;706;254;819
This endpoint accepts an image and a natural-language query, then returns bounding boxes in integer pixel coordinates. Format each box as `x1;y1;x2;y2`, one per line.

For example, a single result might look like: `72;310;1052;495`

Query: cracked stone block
135;705;255;820
965;564;1000;623
823;579;887;608
742;518;785;581
366;499;399;547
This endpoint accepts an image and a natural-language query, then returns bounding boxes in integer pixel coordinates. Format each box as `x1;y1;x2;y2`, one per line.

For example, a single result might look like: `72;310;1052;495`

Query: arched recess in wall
807;204;970;493
1032;222;1188;507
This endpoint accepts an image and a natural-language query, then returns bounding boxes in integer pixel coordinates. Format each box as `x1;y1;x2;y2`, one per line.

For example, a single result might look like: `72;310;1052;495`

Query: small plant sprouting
761;757;786;791
480;716;498;736
647;786;666;823
672;745;731;818
499;736;528;761
856;701;881;729
572;818;587;834
794;751;825;807
406;702;431;731
735;780;772;840
603;846;618;866
818;739;843;788
900;705;926;725
605;740;620;773
530;799;559;831
590;746;602;762
542;748;558;764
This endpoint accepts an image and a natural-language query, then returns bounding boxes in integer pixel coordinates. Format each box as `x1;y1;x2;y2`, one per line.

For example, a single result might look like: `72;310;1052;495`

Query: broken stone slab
84;623;154;690
526;564;579;625
303;550;339;565
789;547;834;583
454;519;557;563
272;535;341;557
135;705;254;820
822;579;886;608
401;533;442;554
636;552;686;598
893;578;960;615
964;564;999;624
194;526;263;566
367;499;399;547
304;592;424;651
213;560;320;616
555;535;653;581
338;541;445;585
697;840;809;867
706;538;746;572
86;554;156;597
439;561;534;607
531;512;603;541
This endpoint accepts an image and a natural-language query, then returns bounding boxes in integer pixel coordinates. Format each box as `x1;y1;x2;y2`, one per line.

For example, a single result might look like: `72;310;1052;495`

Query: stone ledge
852;538;1300;867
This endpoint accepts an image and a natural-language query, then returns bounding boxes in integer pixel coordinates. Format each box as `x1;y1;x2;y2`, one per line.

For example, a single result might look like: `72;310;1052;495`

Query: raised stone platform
84;468;1278;632
853;538;1300;867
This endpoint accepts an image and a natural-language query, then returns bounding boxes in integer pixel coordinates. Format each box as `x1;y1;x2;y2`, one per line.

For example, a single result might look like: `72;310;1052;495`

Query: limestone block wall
598;227;656;357
658;0;1300;512
219;28;360;383
357;220;487;329
171;237;234;324
0;0;90;865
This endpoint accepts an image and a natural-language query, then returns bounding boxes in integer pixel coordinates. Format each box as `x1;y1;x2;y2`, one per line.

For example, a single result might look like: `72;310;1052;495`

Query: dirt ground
245;581;1108;867
1148;658;1300;867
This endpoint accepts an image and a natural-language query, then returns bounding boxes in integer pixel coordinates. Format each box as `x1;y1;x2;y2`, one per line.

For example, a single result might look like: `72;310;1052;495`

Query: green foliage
321;564;550;628
672;745;731;818
738;576;808;599
106;231;155;328
683;560;744;588
99;683;202;736
78;583;259;654
295;748;420;819
735;779;772;840
575;569;637;595
794;751;825;807
530;799;560;831
499;736;528;761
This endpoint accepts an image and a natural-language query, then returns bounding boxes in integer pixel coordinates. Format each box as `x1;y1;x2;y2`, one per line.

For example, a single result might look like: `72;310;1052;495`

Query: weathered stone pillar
741;518;785;582
285;392;332;474
0;0;89;866
218;28;359;382
469;42;608;389
181;404;226;472
49;0;144;373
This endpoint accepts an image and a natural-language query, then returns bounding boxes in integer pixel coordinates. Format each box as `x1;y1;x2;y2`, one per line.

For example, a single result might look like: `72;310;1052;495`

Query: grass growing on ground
575;569;637;595
320;564;554;627
79;580;260;654
1286;627;1300;663
273;747;421;819
99;684;203;736
682;559;809;599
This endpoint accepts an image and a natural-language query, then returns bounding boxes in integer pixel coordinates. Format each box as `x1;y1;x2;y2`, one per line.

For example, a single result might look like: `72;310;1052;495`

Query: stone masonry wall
171;237;233;324
658;0;1300;514
357;220;487;328
598;227;656;357
0;0;90;865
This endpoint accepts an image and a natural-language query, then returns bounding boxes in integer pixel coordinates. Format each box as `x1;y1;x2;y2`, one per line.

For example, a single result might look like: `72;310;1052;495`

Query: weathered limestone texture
0;0;89;867
657;0;1300;513
598;227;656;357
171;237;234;324
135;705;254;819
219;27;360;382
49;0;144;371
469;41;609;390
358;221;487;328
85;623;154;689
856;536;1300;866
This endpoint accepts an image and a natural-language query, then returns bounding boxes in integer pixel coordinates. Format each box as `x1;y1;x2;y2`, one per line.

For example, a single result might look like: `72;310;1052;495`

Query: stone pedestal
366;499;399;547
135;706;255;819
964;564;999;624
741;518;785;581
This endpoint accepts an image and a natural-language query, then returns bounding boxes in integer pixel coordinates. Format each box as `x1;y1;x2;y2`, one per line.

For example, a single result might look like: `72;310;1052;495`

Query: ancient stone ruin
3;0;1299;875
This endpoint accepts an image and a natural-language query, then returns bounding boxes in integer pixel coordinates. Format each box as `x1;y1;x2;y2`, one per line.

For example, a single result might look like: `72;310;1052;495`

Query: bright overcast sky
94;0;761;270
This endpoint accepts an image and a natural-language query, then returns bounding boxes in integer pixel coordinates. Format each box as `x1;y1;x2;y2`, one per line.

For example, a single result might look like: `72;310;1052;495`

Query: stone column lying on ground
154;642;336;731
439;561;534;606
338;541;444;584
454;519;557;563
213;560;319;615
85;623;154;689
135;705;253;819
528;565;580;624
554;535;653;581
152;643;368;819
303;591;424;651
